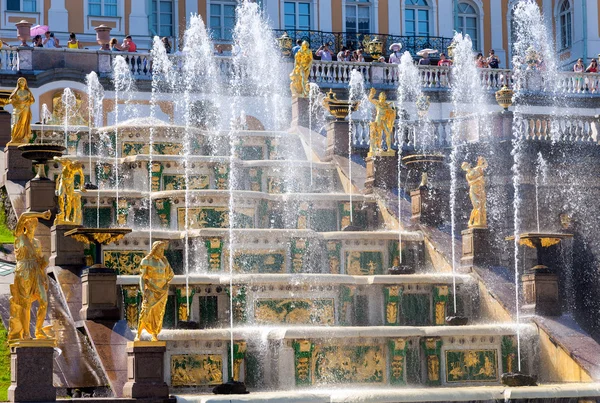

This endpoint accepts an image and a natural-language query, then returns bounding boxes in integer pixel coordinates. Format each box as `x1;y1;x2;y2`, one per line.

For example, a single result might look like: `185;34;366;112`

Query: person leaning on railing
573;58;584;92
585;59;598;93
67;33;81;49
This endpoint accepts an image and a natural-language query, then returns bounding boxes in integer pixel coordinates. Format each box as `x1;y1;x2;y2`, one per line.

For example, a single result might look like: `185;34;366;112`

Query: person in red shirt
436;52;452;86
122;35;137;52
437;53;452;67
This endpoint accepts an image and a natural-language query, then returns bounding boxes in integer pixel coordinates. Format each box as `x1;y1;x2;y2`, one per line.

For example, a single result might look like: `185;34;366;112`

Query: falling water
307;83;321;186
348;71;366;224
40;103;51;143
112;56;135;225
61;88;76;152
86;72;104;184
535;152;548;232
449;32;489;314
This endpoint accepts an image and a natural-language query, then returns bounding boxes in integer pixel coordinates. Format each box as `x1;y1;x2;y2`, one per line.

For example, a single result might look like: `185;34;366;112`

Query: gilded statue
289;41;313;97
461;156;488;228
9;210;52;342
8;77;35;145
55;157;86;225
135;241;174;342
368;88;396;156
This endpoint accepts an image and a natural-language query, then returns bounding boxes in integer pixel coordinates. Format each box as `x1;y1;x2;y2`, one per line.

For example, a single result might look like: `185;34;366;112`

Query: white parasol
416;48;438;57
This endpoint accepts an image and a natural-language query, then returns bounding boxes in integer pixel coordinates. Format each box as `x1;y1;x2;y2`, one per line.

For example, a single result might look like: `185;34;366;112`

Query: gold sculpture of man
8;77;35;145
135;241;174;342
462;156;488;228
290;41;313;97
9;210;52;342
55;157;86;225
368;88;396;156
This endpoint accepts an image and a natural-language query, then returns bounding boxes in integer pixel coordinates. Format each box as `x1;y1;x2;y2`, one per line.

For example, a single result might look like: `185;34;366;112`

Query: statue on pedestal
55;157;86;225
8;77;35;145
462;156;488;228
135;241;174;342
290;41;313;97
9;210;52;342
368;88;396;156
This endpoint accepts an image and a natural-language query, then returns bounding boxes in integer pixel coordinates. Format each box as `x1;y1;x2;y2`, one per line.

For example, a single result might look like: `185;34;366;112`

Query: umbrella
388;42;402;51
30;25;49;37
417;48;438;57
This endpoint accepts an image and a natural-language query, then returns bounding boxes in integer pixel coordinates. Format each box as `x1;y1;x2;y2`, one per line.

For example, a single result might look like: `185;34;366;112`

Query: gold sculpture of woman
290;41;313;97
9;210;52;342
135;241;174;342
461;156;488;228
8;77;35;145
55;157;86;225
368;88;396;156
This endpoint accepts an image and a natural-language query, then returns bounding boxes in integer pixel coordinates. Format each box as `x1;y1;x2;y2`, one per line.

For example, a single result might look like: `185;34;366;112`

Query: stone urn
322;89;360;121
0;90;12;111
95;25;112;47
15;20;32;46
495;86;514;111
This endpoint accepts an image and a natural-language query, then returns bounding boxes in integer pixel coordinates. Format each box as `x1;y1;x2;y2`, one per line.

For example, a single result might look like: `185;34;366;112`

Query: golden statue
55;157;86;225
135;241;174;342
368;88;396;156
461;156;488;228
9;210;52;342
48;90;87;126
290;41;313;97
8;77;35;145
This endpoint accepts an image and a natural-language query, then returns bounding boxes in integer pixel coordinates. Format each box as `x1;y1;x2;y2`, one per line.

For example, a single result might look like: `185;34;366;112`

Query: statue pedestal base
8;340;56;402
410;186;441;225
50;224;85;269
522;268;561;316
0;111;11;148
80;266;120;321
461;227;491;272
26;179;56;257
325;119;349;161
291;96;310;127
123;341;169;399
365;153;398;194
4;145;33;182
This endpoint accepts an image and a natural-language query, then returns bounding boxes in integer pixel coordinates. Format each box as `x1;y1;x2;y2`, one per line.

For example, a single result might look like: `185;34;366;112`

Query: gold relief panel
103;250;145;275
312;344;386;384
254;299;335;325
345;251;383;275
445;350;498;383
171;354;223;386
223;249;286;273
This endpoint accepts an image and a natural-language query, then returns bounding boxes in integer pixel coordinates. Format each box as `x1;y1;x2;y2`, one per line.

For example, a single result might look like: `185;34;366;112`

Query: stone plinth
123;341;169;399
325;119;349;161
50;224;85;269
291;96;310;127
410;186;441;225
4;145;33;182
522;269;561;316
8;340;56;402
26;180;56;256
461;227;492;272
0;111;11;148
365;153;398;194
80;266;120;321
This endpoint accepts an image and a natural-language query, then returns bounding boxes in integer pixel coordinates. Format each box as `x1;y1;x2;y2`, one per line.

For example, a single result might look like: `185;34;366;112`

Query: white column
319;0;332;31
186;0;199;16
490;0;505;66
437;0;454;38
387;0;400;35
372;0;378;33
129;0;150;37
48;0;69;30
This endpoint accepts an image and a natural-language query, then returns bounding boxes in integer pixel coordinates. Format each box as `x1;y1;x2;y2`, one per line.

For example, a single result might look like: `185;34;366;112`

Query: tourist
418;52;431;65
388;43;402;64
377;56;386;63
316;43;333;61
585;58;597;73
109;38;122;51
162;37;172;53
291;39;302;57
573;58;585;92
32;35;43;47
476;53;487;68
585;59;598;92
337;47;351;62
122;35;137;52
214;44;224;56
438;53;452;67
43;31;59;48
353;49;365;62
487;49;500;68
67;33;81;49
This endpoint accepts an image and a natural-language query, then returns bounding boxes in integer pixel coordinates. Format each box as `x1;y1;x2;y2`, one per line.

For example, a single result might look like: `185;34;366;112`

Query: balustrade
0;48;19;72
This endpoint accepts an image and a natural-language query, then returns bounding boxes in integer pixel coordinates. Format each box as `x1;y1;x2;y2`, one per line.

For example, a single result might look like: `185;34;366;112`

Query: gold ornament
462;156;488;229
368;88;396;156
54;157;86;225
8;77;35;145
135;241;174;342
289;41;313;98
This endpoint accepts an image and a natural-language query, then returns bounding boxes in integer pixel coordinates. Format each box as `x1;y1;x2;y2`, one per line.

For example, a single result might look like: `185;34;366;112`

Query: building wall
0;0;598;68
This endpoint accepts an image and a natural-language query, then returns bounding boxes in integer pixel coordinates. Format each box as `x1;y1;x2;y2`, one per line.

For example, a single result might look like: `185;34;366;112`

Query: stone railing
351;119;452;150
516;114;599;142
0;48;19;71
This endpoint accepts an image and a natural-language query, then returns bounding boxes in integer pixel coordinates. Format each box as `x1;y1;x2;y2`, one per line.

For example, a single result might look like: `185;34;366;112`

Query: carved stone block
325;119;349;161
365;154;398;194
460;227;492;272
4;145;33;182
123;341;169;399
50;224;85;268
521;270;561;316
8;343;55;402
80;266;120;321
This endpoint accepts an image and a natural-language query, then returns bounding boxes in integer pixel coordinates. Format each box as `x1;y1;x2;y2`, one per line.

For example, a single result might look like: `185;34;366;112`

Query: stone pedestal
489;111;514;142
123;341;169;399
50;224;85;269
461;227;492;272
410;186;441;225
291;96;310;127
365;153;398;194
325;119;349;161
8;340;56;402
0;111;11;148
4;145;33;182
80;266;120;321
522;268;561;316
26;180;57;257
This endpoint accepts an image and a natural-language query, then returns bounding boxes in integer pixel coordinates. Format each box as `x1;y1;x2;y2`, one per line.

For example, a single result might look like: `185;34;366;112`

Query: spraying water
535;152;548;232
307;83;322;186
348;71;366;224
40;103;51;144
86;73;104;183
61;88;76;153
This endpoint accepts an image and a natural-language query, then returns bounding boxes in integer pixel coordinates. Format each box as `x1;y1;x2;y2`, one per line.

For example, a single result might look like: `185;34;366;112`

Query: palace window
284;2;311;31
455;1;479;50
89;0;118;17
151;0;174;37
345;0;370;34
210;2;236;41
7;0;36;11
558;0;572;49
405;0;430;36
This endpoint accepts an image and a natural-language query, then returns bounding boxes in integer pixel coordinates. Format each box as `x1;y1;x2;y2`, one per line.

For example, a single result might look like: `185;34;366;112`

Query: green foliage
0;200;14;245
0;321;10;401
